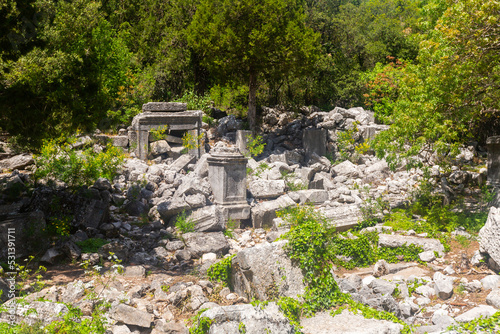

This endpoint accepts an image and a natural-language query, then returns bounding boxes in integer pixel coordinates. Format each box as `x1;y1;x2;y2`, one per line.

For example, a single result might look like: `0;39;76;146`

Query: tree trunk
248;71;258;131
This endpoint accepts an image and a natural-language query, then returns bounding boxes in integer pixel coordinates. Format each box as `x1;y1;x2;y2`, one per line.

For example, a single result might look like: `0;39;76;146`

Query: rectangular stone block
303;128;326;158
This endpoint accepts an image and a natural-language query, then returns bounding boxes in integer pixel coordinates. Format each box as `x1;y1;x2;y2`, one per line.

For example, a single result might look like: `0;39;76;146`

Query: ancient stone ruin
129;102;203;160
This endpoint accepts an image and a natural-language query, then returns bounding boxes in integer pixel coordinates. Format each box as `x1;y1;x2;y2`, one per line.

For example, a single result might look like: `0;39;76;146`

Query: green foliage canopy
372;0;500;168
187;0;320;129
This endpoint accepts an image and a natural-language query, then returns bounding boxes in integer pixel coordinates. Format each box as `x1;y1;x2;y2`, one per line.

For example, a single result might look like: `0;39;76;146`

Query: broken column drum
207;147;250;221
487;136;500;186
130;102;203;160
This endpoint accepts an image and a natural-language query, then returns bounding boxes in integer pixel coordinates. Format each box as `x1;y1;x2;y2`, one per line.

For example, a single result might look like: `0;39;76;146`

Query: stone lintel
142;102;187;112
132;111;202;129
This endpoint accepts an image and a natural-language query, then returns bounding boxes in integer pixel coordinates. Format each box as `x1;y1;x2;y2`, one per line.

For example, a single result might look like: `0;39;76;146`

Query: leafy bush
176;90;213;114
34;138;125;188
76;238;110;253
207;255;235;287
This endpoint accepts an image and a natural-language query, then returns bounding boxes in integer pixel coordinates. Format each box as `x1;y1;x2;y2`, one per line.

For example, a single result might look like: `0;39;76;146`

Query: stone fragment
332;160;360;177
455;305;497;322
150;140;171;155
0;300;69;325
187;205;225;232
169;154;196;173
142;102;187;112
0;154;34;170
433;272;454;300
486;288;500;309
373;259;390;277
303;128;326;158
319;204;362;232
124;265;146;277
251;194;296;228
151;319;189;334
112;136;129;148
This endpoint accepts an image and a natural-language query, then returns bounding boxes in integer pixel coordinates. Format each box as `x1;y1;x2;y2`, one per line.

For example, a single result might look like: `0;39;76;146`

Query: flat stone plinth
142;102;187;112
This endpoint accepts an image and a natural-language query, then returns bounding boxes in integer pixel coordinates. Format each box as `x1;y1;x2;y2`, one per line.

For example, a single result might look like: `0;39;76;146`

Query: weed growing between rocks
175;210;195;234
245;134;266;158
207;255;235;288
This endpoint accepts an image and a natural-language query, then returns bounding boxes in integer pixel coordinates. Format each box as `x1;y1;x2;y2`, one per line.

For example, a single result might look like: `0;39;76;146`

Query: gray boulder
0;300;69;325
433;272;454;300
332;160;360;178
199;302;295;334
232;240;305;301
157;197;191;221
150;140;171;156
109;304;153;328
188;205;226;232
479;207;500;269
0;154;34;171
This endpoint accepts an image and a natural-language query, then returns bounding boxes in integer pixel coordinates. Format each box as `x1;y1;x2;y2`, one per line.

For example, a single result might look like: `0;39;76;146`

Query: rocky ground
0;106;499;333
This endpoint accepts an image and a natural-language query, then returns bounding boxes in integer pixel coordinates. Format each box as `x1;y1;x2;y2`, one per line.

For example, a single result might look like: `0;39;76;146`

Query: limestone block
378;234;445;256
251;194;296;229
248;180;286;199
455;305;497;322
110;304;153;328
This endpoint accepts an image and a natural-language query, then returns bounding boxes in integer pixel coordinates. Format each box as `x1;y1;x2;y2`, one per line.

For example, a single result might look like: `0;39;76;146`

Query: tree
187;0;319;129
372;0;500;168
0;0;135;148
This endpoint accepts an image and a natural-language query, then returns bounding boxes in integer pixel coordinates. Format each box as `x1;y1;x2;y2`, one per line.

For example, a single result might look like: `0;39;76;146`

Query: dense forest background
0;0;499;162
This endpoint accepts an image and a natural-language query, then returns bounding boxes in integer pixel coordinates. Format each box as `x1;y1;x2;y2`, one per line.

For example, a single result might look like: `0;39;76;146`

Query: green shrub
245;134;266;158
34;138;125;188
175;210;195;234
76;238;110;253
